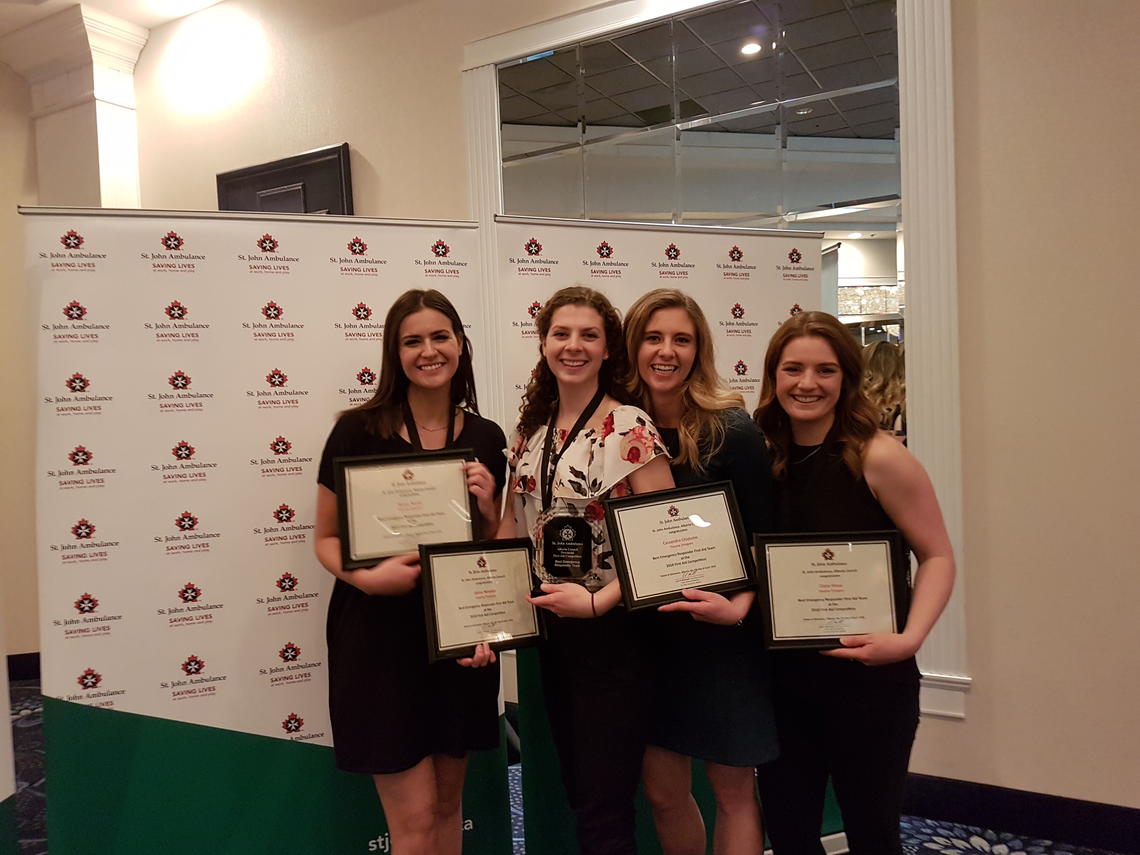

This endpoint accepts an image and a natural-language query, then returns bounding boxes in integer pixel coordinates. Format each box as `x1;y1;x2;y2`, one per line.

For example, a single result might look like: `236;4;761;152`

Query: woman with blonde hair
862;340;906;435
624;288;778;855
753;311;954;855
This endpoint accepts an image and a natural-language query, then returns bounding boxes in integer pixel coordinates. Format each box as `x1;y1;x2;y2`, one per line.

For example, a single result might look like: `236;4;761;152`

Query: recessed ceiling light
794;107;813;116
848;232;863;238
741;42;762;56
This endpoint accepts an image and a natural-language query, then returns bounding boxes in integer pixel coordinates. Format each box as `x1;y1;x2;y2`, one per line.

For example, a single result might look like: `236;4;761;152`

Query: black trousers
539;609;651;855
755;654;920;855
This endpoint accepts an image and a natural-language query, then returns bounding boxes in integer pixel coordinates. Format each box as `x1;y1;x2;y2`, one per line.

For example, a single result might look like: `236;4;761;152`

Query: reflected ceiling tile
499;57;575;93
851;1;897;34
579;40;635;75
780;0;850;26
795;35;873;70
734;54;778;84
613;23;700;62
610;83;673;113
697;86;764;114
784;10;859;47
587;63;660;94
529;80;585;111
678;66;743;98
812;58;883;89
681;3;773;45
787;113;849;135
513;112;577;128
500;95;549;122
674;45;725;77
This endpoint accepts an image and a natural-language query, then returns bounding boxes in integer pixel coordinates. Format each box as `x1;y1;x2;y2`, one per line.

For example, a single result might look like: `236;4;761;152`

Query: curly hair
348;289;478;437
752;311;879;480
862;340;906;430
623;289;743;472
517;285;629;439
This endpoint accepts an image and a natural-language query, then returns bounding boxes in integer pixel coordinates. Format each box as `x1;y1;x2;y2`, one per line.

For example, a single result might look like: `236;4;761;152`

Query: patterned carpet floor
9;680;1131;855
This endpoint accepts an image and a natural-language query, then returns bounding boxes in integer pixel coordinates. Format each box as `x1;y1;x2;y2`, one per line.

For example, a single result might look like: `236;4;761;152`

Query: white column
0;5;148;207
898;0;971;718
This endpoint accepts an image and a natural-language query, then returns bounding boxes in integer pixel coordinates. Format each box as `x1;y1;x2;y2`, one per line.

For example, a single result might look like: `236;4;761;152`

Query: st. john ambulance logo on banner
420;238;469;278
727;357;762;399
155;438;217;486
255;501;313;548
140;230;205;273
65;667;124;707
159;508;221;557
150;369;214;414
331;235;386;277
336;302;384;341
55;590;122;642
158;581;224;629
508;237;558;278
340;365;378;406
718;302;759;338
251;435;313;479
246;300;304;342
253;366;311;410
718;245;756;280
259;572;320;618
45;299;109;344
653;243;694;279
778;246;816;282
50;516;120;565
239;233;300;274
146;299;209;342
584;239;627;279
41;229;107;273
47;370;112;418
163;653;228;703
262;640;323;690
48;443;116;491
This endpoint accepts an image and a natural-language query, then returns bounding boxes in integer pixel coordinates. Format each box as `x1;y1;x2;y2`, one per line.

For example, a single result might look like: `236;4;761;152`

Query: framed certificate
334;449;475;570
604;482;756;611
754;530;911;649
420;538;544;662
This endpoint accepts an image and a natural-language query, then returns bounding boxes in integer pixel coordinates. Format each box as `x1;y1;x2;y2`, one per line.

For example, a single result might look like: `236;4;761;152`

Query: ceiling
498;0;898;139
0;0;221;40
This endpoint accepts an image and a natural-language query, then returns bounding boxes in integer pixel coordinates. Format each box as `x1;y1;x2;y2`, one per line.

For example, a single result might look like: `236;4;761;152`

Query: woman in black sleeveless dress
623;289;778;855
314;289;504;855
752;311;955;855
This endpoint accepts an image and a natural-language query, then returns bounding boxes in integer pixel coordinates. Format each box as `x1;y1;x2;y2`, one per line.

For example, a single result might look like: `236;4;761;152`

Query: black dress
316;409;505;774
755;442;919;855
646;408;779;766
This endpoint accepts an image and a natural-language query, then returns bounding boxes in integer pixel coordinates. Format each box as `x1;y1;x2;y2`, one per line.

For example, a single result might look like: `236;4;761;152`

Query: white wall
906;0;1140;808
0;60;39;655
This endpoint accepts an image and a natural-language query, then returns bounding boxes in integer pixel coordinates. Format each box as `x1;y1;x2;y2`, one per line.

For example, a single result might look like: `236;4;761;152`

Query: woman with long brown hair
498;285;673;855
624;289;778;855
314;289;503;855
753;311;954;855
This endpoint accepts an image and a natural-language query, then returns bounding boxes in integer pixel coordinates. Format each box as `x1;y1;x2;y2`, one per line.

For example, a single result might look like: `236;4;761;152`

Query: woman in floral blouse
498;285;672;855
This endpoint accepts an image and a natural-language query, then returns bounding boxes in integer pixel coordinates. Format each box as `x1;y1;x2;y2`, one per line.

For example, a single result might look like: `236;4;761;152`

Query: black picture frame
753;529;911;650
333;449;475;570
604;481;756;611
217;143;353;215
420;538;544;662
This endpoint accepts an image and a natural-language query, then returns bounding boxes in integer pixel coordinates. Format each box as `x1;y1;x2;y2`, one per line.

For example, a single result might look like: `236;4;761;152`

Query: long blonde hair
862;341;905;429
623;289;743;472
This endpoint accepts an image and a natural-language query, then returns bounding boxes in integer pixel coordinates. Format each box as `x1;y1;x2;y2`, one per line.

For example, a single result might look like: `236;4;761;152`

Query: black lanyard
402;403;456;451
540;387;606;511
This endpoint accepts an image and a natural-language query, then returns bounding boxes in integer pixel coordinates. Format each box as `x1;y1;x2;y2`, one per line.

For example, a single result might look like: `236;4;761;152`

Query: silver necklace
791;444;823;464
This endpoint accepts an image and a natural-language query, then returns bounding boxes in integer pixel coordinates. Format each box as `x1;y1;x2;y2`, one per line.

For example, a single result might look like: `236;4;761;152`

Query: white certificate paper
344;458;471;560
429;548;539;653
612;492;748;600
764;540;897;641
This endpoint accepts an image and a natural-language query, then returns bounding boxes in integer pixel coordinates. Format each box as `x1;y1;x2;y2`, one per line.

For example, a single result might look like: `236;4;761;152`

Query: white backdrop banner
27;209;482;744
493;216;822;413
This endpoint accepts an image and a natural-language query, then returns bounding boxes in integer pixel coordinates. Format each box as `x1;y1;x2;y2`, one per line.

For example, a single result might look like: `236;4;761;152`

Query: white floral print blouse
507;405;668;592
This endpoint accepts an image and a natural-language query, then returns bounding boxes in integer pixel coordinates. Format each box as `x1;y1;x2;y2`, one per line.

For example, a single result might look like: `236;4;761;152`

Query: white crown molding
463;0;722;71
82;5;148;74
